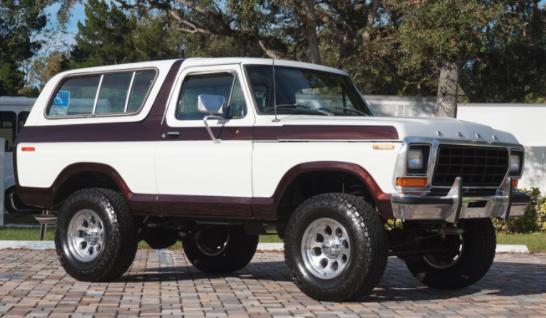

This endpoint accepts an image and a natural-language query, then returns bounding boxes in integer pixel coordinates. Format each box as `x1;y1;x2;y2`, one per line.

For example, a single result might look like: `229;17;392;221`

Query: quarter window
49;76;100;116
47;69;157;117
176;72;247;120
95;72;133;114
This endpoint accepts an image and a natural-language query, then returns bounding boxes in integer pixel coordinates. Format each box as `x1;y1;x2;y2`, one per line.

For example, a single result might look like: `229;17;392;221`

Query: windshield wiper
325;106;369;116
266;104;330;116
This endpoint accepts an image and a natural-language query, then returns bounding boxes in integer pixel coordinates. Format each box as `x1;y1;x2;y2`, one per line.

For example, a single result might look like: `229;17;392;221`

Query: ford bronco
15;58;528;301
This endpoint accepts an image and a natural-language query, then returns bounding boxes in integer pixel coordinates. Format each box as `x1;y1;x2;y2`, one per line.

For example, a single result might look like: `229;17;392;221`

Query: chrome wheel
67;209;105;262
301;218;351;279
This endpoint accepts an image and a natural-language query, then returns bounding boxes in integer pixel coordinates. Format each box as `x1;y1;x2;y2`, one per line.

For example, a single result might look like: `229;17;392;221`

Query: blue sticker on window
53;90;70;107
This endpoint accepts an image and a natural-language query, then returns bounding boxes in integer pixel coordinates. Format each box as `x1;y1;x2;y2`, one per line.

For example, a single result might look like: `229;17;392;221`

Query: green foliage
11;0;546;103
0;0;48;95
494;188;546;233
70;0;183;68
460;1;546;103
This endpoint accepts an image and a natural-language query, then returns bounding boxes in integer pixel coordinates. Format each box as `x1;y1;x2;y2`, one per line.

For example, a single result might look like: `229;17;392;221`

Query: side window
49;76;100;116
226;78;247;119
47;69;157;117
176;72;247;120
0;112;16;151
127;70;156;112
95;72;133;114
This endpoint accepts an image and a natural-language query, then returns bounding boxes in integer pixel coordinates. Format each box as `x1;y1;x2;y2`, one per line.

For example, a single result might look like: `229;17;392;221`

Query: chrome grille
432;145;509;187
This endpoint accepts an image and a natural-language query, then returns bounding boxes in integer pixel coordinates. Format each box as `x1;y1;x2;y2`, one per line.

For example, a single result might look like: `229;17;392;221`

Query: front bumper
391;177;529;222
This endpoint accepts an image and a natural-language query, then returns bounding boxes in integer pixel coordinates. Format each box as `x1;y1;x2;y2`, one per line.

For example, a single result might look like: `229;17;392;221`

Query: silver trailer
0;96;36;225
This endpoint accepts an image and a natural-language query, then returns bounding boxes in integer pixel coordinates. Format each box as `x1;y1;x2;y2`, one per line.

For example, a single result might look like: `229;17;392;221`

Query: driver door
155;64;255;217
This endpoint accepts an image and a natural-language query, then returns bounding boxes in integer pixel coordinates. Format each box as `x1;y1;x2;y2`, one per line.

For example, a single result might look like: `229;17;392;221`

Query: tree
0;0;47;95
460;0;546;103
71;0;139;67
387;0;513;117
71;0;183;68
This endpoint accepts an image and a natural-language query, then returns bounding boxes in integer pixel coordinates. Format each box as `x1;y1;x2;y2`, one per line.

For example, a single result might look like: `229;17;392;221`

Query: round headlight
510;153;521;173
408;148;424;170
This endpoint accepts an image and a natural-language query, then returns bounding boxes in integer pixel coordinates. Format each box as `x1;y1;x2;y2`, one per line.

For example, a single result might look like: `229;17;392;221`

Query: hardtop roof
54;57;348;78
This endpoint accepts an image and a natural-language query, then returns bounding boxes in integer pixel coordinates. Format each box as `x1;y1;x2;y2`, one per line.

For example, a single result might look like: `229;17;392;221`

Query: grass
0;228;54;241
497;232;546;253
0;227;283;245
1;227;543;252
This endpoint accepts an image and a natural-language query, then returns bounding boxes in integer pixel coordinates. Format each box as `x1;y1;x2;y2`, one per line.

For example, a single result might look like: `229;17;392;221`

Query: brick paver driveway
0;249;545;317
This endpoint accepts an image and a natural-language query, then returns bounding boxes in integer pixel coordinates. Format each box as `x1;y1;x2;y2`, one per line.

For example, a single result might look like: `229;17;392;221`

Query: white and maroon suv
15;58;528;301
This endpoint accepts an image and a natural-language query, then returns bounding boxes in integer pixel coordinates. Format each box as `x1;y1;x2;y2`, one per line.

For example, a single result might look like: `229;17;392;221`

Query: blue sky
43;2;85;47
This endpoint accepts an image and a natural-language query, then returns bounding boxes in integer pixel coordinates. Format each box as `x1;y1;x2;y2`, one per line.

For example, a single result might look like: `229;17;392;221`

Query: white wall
365;95;546;191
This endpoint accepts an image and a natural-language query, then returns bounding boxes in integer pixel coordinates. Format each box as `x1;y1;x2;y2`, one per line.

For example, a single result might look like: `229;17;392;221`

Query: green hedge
494;188;546;233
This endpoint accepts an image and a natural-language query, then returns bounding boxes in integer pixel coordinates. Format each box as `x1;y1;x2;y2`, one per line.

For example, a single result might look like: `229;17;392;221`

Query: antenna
272;58;280;122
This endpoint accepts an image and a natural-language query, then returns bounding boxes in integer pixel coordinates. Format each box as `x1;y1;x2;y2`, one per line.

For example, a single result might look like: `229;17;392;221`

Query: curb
0;241;530;254
495;244;529;254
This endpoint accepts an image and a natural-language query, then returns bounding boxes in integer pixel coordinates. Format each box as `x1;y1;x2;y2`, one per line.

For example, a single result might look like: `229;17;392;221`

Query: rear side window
47;69;157;117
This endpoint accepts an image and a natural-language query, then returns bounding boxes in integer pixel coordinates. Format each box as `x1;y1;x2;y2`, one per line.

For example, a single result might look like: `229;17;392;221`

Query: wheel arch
266;161;393;224
17;163;133;209
52;163;132;206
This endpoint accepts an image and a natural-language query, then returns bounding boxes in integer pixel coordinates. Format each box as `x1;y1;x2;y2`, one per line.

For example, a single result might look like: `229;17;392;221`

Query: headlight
509;151;523;175
407;145;430;175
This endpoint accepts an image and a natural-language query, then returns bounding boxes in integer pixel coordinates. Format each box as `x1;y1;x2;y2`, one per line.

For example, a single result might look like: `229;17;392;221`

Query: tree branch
168;10;210;34
258;40;279;59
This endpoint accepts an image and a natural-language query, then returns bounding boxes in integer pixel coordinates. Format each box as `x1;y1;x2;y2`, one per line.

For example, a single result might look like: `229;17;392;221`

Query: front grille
432;145;508;187
429;187;498;197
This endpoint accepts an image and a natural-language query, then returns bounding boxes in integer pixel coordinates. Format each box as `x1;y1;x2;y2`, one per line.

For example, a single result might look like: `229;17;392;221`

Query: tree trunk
435;61;460;118
302;0;321;64
362;0;381;45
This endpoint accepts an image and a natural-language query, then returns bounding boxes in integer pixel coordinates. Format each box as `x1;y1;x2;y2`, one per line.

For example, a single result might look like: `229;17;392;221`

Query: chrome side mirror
197;94;225;115
197;94;225;143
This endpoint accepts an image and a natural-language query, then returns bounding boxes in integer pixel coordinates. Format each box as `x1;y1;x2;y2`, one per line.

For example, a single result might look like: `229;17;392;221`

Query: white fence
365;95;546;191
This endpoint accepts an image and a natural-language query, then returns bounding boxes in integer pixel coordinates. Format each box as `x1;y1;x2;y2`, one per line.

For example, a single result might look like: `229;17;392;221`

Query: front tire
55;188;138;282
182;225;258;274
404;218;496;289
284;193;388;301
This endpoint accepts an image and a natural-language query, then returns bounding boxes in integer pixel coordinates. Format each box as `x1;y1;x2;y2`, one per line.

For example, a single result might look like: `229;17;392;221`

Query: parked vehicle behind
15;58;528;301
0;97;37;220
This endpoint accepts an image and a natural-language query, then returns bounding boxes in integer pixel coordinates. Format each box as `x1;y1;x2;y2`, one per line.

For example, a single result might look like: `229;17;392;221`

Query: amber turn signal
511;179;518;188
396;177;427;187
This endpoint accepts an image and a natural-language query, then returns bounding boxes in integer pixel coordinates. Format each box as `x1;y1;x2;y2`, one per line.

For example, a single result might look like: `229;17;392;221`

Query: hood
277;115;520;145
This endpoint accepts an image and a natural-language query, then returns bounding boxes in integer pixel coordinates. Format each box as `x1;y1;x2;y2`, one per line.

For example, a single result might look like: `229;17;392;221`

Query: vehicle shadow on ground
121;258;546;302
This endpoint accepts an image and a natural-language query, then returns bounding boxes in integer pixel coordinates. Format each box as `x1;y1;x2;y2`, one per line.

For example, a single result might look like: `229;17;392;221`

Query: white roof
182;57;348;75
52;57;348;78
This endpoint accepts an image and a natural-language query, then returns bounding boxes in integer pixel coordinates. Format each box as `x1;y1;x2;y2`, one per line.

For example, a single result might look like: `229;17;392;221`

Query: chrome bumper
391;177;529;222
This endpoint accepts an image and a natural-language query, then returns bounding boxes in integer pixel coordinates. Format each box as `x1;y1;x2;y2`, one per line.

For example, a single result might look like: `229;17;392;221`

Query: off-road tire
284;193;388;301
404;218;496;289
182;225;258;274
55;188;138;281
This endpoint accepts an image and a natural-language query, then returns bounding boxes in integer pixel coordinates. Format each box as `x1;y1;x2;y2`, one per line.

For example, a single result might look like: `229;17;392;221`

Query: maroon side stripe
17;124;398;143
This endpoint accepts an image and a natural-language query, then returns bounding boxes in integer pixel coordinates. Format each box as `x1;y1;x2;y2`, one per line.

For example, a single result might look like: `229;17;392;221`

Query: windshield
245;65;372;117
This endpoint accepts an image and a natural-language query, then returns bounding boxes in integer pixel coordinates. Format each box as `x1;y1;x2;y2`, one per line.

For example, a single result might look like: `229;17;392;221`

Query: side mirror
197;94;225;115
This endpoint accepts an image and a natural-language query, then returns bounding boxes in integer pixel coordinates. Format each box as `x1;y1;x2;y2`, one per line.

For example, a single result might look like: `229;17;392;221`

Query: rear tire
284;193;388;301
182;225;258;274
404;218;496;289
55;188;137;281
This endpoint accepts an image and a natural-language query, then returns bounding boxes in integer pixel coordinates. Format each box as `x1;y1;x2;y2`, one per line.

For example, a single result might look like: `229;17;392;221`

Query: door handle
162;131;180;138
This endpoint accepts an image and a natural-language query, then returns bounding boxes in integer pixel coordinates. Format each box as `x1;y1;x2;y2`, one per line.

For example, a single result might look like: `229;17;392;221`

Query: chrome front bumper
391;177;529;222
